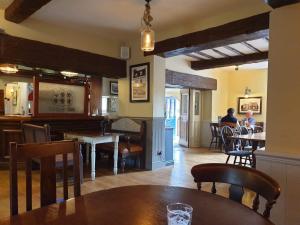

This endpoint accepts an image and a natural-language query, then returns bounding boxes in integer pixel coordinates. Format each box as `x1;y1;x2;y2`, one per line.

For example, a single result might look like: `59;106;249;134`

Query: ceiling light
235;65;239;71
0;64;19;74
244;87;251;98
141;0;155;52
60;71;78;77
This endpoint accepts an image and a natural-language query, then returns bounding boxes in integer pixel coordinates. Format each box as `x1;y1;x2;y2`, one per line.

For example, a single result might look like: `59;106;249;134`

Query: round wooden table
2;185;273;225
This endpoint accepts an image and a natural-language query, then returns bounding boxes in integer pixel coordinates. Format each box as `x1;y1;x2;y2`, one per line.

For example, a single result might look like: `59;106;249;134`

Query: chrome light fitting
141;0;155;52
244;87;251;98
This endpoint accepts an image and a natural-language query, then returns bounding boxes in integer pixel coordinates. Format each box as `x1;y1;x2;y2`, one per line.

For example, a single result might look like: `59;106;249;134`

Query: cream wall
266;3;300;155
0;10;121;58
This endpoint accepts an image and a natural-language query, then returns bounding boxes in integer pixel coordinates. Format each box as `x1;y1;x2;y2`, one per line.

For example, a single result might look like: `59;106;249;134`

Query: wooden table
0;185;273;225
229;132;266;167
64;131;120;180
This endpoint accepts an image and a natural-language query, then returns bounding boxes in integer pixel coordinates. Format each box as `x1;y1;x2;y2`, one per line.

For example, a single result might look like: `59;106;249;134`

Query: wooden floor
0;146;254;218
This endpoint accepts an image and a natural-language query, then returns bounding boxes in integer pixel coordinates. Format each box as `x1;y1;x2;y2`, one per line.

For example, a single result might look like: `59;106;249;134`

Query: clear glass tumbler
167;203;193;225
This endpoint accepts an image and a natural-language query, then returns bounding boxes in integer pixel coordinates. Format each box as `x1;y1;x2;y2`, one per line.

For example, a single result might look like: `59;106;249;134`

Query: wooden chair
22;123;83;181
9;141;81;216
209;123;221;150
221;126;253;167
96;118;146;172
191;163;280;219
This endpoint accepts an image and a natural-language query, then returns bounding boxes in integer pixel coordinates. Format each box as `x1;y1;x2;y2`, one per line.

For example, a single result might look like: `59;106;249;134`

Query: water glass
167;203;193;225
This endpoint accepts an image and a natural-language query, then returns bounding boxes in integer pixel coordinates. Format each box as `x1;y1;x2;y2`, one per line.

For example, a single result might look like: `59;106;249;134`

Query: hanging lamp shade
141;26;155;52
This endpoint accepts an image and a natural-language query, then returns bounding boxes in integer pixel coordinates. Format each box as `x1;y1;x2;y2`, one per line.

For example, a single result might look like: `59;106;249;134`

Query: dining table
0;185;274;225
228;132;266;167
64;131;121;180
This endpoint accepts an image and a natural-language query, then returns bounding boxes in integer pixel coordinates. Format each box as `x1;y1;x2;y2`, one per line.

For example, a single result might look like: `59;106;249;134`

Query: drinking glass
167;203;193;225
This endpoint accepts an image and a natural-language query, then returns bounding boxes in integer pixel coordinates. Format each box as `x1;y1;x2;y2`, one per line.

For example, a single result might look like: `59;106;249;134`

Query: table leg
91;143;96;180
113;140;119;175
252;141;258;168
86;143;90;165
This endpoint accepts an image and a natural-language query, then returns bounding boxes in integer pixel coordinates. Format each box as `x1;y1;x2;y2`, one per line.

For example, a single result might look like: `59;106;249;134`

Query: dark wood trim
212;49;230;57
144;13;269;57
5;0;52;23
33;76;89;117
165;70;217;90
191;52;268;70
185;54;203;60
265;0;300;8
197;52;215;59
129;63;150;103
0;33;126;78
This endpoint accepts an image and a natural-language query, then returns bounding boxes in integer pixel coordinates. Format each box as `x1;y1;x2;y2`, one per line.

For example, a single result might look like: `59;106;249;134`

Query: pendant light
141;0;155;52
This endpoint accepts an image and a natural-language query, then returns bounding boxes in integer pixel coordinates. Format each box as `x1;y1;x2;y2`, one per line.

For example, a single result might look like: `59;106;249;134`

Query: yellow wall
266;3;300;155
165;56;268;123
0;10;121;58
227;69;268;123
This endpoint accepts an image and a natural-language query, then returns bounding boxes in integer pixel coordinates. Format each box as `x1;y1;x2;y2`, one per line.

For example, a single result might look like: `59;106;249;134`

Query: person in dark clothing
221;108;239;128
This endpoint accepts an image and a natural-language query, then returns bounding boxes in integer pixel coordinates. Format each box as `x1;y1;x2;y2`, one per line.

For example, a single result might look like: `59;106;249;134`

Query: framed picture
129;63;150;102
238;97;262;114
110;81;118;95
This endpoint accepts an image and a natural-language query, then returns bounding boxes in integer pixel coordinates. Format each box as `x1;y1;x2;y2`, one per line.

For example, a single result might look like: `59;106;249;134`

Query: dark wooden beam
212;49;230;57
185;54;203;60
242;42;261;53
0;33;126;78
223;46;245;55
165;70;217;90
191;52;268;70
264;0;300;8
197;52;215;59
145;13;269;58
5;0;52;23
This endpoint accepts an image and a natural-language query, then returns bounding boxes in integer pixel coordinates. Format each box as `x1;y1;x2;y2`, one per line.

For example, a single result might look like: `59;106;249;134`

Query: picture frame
129;63;150;102
238;97;262;114
110;81;118;95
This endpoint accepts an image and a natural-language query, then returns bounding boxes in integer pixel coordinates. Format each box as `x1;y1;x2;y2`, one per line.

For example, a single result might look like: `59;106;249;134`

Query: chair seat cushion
96;142;143;153
227;151;252;156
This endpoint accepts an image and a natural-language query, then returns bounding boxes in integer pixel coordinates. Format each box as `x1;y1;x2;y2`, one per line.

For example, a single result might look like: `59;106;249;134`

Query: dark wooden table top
0;185;273;225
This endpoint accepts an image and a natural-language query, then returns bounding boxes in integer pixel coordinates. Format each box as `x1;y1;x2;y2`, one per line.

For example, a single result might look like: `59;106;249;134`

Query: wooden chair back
220;126;235;153
9;141;81;216
253;125;264;133
209;123;220;138
191;163;280;219
22;123;51;143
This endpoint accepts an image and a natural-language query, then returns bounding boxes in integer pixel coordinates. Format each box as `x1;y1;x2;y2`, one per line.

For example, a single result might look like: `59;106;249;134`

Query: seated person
242;110;256;129
221;108;239;128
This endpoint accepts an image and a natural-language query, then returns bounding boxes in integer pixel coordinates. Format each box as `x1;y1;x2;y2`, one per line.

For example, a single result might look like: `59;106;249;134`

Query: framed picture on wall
129;62;150;102
238;97;262;114
110;81;118;95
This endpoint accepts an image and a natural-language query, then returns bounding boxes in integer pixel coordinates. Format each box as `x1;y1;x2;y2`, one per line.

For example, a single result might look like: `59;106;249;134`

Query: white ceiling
12;0;269;39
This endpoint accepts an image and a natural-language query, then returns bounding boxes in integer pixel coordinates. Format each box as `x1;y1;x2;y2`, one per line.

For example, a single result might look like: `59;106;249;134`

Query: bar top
0;115;104;122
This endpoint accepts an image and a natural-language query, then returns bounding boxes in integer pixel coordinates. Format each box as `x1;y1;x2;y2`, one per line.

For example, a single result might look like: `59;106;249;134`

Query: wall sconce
244;87;251;98
0;64;19;74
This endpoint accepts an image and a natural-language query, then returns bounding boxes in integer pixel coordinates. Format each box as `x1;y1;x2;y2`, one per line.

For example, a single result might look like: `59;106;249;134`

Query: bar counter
0;115;105;159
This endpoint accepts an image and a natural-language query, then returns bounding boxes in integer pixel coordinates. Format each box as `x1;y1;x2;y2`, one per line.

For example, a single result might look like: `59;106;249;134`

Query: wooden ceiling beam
242;42;262;53
197;52;215;59
5;0;52;23
223;46;245;55
191;52;268;70
212;49;230;57
0;33;126;78
166;70;217;90
264;0;300;8
144;13;269;58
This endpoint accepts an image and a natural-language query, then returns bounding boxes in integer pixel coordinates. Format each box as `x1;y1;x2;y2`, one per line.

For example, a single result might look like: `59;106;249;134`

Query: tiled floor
0;147;250;218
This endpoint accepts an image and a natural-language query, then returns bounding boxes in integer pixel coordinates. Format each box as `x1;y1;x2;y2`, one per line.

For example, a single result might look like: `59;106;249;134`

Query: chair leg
209;138;214;150
226;155;230;164
233;156;237;165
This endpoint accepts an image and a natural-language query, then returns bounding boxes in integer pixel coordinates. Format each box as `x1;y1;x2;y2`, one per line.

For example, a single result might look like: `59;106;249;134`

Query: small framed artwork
129;62;150;102
110;81;118;95
238;97;262;114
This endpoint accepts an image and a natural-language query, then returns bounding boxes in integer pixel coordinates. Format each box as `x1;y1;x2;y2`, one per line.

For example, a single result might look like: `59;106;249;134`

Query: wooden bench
96;118;146;172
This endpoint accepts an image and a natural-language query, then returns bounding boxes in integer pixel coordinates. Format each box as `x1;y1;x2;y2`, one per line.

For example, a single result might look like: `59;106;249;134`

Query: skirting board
256;151;300;225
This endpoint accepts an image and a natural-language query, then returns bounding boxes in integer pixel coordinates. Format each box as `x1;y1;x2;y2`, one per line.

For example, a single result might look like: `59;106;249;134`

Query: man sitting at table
242;110;256;129
221;108;239;128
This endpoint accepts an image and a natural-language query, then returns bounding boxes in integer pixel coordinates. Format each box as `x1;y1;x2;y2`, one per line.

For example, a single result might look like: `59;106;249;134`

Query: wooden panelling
0;33;126;78
5;0;52;23
145;13;269;58
191;52;268;70
89;77;102;115
0;90;4;115
265;0;300;8
166;70;217;90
